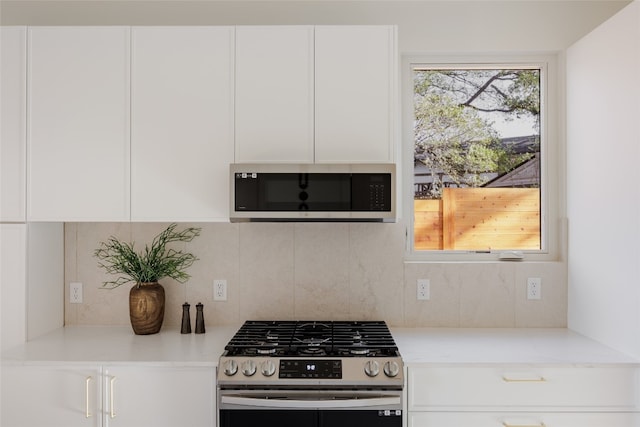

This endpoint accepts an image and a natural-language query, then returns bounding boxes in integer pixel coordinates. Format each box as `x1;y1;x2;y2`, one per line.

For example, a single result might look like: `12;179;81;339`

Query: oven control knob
241;360;257;377
260;360;277;377
223;360;238;376
364;360;380;377
383;361;400;378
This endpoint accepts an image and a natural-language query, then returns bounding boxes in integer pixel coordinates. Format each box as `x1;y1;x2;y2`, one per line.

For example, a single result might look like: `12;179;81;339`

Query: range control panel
279;359;342;379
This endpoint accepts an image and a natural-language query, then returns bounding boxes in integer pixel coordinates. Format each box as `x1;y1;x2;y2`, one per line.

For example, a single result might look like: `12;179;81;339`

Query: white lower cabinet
407;365;640;427
409;412;640;426
1;365;102;427
103;365;215;427
1;365;215;427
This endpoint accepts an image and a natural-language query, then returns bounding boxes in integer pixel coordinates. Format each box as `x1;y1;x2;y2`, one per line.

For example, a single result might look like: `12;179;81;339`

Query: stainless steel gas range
217;320;404;427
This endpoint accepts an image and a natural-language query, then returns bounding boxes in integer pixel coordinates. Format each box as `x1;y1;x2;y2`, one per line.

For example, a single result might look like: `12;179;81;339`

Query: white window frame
402;53;562;262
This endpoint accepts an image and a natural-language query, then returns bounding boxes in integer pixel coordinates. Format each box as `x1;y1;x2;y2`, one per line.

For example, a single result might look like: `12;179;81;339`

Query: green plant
95;223;201;289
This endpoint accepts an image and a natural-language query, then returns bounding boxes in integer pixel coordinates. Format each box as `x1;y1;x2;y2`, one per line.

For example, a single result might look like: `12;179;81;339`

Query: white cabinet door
28;27;130;221
131;27;234;221
104;366;215;427
315;26;397;163
409;412;640;427
235;26;314;163
0;365;101;427
1;27;27;222
0;224;27;351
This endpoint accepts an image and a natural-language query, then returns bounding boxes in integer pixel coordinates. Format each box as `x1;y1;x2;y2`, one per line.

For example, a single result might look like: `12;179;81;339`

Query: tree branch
459;72;506;107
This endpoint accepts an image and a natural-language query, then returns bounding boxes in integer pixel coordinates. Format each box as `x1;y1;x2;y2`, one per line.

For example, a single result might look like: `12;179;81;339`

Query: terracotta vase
129;282;165;335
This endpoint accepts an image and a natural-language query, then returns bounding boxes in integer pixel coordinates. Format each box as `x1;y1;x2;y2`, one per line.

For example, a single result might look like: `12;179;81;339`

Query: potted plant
95;223;201;335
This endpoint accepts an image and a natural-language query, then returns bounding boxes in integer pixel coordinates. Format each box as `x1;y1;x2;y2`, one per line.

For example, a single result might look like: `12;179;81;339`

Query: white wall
566;1;640;358
27;223;64;340
1;225;27;351
1;223;63;351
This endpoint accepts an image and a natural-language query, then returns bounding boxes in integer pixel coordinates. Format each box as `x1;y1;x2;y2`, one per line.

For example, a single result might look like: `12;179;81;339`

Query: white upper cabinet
1;27;27;222
19;25;396;222
235;25;397;164
235;26;314;163
131;27;234;221
315;26;397;163
27;27;131;221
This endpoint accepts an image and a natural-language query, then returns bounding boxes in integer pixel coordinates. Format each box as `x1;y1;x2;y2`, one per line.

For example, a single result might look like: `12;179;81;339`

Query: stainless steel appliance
229;163;396;222
217;320;403;427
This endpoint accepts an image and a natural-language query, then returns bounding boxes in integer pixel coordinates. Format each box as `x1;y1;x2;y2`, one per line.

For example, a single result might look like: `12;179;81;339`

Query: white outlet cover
527;277;541;300
417;279;430;300
213;279;227;301
70;282;83;304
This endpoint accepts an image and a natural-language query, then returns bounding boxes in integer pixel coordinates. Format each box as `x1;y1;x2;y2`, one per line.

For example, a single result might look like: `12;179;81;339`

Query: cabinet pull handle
502;375;546;383
503;423;546;427
109;376;117;419
85;376;92;418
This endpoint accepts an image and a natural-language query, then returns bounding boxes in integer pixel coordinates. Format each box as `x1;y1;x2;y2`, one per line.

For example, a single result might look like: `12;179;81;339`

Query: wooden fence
414;188;540;251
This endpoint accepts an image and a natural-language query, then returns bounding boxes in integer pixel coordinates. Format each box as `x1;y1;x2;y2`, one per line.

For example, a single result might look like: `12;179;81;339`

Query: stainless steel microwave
229;163;396;222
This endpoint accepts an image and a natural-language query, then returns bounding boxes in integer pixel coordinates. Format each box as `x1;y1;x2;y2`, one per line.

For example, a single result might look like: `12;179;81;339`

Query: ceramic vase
129;282;165;335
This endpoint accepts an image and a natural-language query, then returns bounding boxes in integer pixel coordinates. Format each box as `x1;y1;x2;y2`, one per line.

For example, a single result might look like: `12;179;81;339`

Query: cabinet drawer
408;366;638;410
409;411;640;427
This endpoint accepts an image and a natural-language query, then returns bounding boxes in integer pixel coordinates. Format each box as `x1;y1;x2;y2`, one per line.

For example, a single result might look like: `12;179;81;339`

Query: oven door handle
220;395;401;409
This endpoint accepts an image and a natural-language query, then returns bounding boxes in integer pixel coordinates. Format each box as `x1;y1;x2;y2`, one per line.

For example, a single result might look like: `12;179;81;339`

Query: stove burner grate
223;320;400;358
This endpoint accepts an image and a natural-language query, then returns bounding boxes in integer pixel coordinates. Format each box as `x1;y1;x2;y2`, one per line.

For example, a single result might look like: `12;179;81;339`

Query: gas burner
297;322;331;335
299;346;327;356
266;332;279;341
350;348;370;356
256;340;277;346
257;347;277;355
295;337;330;347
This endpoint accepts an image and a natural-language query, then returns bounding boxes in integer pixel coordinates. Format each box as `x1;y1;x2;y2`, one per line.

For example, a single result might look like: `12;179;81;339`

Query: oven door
218;389;402;427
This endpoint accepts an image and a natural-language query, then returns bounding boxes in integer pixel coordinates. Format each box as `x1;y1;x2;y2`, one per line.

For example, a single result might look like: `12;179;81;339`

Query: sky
486;113;539;138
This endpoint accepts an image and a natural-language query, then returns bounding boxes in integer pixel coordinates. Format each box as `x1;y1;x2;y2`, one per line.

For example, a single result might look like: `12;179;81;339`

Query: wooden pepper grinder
180;302;191;334
195;302;205;334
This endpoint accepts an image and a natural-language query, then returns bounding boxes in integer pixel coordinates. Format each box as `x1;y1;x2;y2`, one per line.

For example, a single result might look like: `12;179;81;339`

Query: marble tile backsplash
64;222;567;328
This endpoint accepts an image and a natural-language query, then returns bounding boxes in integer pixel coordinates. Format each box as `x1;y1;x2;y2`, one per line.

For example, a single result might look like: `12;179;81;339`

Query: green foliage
414;69;540;198
95;223;201;289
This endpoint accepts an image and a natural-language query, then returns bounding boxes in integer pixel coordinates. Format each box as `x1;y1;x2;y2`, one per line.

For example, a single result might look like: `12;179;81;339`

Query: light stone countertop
2;326;638;367
391;327;640;366
1;326;238;366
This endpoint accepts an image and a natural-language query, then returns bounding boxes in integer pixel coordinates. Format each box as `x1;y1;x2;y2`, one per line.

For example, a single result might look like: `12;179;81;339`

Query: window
404;56;559;260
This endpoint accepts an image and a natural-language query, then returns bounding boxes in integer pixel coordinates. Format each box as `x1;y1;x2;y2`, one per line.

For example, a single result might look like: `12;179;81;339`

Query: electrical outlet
417;279;430;300
70;282;83;304
527;277;542;300
213;279;227;301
